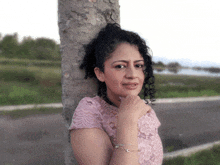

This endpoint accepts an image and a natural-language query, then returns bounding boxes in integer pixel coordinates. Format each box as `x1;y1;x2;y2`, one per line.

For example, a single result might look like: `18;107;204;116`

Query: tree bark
58;0;120;164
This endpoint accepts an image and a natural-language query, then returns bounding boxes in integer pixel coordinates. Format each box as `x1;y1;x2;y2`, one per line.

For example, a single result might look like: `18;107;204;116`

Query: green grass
0;81;61;105
154;74;220;98
163;145;220;165
0;57;61;67
0;107;63;119
0;64;61;105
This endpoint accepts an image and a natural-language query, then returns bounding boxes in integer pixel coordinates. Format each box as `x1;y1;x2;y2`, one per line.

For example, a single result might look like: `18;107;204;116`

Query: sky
0;0;220;67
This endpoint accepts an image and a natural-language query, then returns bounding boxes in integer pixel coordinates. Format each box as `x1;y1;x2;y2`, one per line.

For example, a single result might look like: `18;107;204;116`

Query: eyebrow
111;60;144;65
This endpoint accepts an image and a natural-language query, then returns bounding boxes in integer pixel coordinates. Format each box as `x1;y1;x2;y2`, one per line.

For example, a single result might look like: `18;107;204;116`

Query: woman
69;23;163;165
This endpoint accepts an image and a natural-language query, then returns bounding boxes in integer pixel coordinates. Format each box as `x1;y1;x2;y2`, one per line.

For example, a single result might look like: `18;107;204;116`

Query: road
0;100;220;165
155;100;220;152
0;114;68;165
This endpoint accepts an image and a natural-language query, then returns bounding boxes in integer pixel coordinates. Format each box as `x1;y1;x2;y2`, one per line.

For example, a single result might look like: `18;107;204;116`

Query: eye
135;64;144;68
115;65;126;69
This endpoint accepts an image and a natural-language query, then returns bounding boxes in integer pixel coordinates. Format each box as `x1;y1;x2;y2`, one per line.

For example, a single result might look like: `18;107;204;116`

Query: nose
125;66;137;79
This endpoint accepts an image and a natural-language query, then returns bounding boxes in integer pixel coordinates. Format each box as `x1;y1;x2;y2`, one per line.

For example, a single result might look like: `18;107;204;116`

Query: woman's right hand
118;95;151;123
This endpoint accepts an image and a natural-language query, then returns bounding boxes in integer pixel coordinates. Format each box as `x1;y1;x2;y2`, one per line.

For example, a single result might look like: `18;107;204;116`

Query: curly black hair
80;23;155;103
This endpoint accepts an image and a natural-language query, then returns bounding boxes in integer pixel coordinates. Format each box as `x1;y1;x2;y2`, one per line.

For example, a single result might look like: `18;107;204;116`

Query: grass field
0;57;61;67
0;58;220;106
154;74;220;98
163;145;220;165
0;62;61;105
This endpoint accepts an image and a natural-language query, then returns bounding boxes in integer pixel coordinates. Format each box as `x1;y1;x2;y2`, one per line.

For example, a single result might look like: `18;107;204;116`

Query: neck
103;94;120;107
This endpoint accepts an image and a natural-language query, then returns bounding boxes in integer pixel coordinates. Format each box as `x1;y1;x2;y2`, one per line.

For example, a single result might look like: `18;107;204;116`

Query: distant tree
204;67;220;73
33;38;60;60
192;66;202;70
17;37;36;59
167;62;181;74
35;38;57;49
167;62;181;68
0;34;61;61
0;33;19;58
157;61;165;67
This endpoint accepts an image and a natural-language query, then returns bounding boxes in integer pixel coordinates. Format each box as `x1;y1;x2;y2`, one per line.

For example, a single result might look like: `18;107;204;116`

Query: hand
118;95;151;122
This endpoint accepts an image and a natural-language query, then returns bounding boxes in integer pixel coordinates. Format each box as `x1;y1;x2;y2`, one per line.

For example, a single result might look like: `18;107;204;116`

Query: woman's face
95;43;145;103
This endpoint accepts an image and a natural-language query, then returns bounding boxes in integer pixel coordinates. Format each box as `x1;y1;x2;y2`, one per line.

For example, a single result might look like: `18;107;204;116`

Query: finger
119;96;125;100
146;105;152;113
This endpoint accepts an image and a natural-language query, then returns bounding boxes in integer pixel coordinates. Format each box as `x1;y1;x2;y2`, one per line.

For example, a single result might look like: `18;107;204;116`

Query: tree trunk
58;0;120;164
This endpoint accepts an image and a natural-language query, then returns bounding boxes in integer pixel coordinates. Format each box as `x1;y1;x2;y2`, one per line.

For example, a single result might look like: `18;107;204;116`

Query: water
154;68;220;77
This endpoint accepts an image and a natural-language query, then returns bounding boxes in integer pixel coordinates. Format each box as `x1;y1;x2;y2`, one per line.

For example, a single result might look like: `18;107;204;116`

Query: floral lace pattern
69;96;163;165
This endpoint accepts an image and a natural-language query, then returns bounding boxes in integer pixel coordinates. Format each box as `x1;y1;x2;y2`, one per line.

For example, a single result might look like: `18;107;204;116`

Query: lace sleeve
138;108;161;133
137;109;163;165
69;97;103;131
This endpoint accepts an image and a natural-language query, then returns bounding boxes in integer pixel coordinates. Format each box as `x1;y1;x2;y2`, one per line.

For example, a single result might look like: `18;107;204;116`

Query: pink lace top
69;96;163;165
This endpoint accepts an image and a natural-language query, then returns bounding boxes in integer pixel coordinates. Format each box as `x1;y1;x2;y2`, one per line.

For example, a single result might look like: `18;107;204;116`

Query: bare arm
70;128;113;165
110;117;139;165
70;123;139;165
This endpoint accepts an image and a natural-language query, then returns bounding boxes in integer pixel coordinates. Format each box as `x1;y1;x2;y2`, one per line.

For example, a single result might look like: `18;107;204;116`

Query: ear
94;67;105;82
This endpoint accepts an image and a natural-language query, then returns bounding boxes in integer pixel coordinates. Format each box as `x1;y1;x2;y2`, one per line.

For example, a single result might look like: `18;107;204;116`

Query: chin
122;91;140;97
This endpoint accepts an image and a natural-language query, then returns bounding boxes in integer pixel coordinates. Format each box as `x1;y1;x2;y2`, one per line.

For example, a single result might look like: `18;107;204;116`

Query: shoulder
74;96;102;115
77;96;101;108
69;96;103;130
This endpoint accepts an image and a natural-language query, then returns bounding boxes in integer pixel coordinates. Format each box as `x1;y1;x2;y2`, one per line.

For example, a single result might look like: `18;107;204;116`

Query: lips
123;83;138;90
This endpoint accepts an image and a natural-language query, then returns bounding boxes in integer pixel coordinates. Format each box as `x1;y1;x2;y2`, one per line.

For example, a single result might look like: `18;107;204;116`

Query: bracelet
114;144;139;153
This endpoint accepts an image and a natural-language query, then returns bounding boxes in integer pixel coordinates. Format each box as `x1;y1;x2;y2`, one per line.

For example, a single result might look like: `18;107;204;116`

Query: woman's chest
101;110;160;143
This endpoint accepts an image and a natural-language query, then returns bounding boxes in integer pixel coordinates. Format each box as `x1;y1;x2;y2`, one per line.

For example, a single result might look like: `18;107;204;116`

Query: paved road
0;114;68;165
154;100;220;152
0;100;220;165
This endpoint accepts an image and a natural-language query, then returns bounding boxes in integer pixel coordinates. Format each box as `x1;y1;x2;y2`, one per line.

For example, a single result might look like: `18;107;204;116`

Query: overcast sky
0;0;220;67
